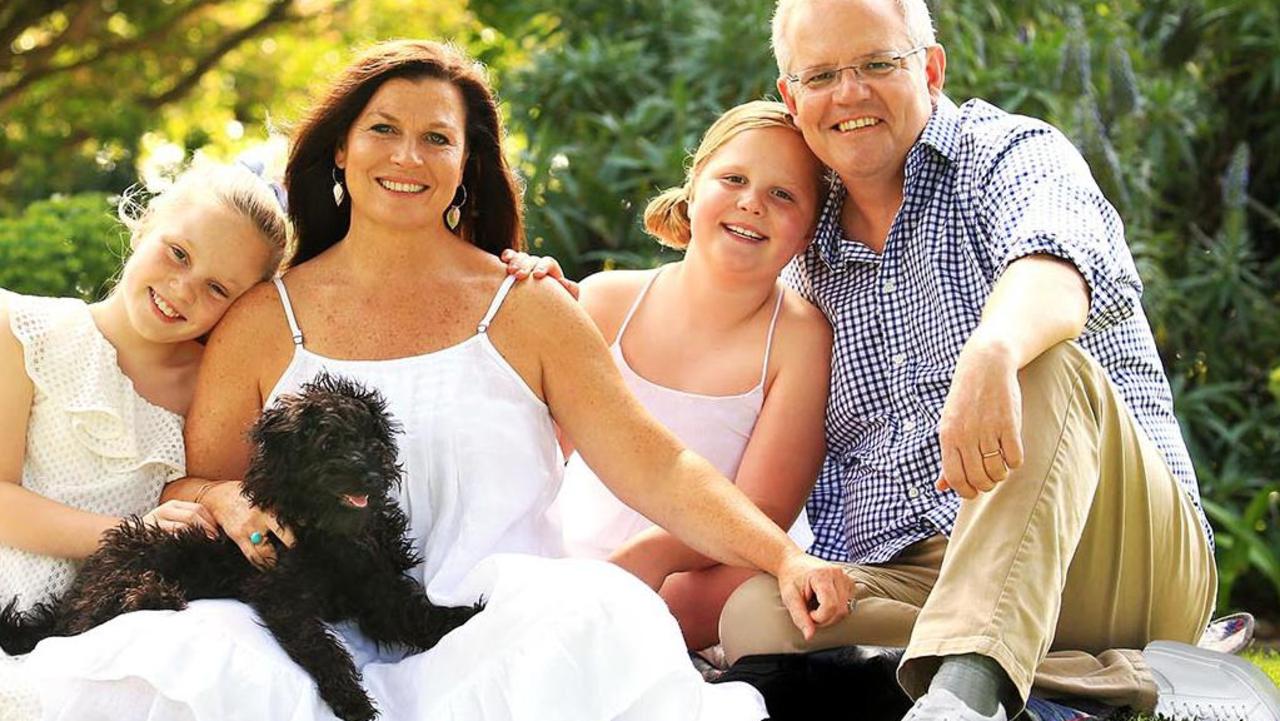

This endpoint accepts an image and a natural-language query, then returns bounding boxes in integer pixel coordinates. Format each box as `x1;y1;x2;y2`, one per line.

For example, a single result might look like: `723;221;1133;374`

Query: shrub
0;193;126;301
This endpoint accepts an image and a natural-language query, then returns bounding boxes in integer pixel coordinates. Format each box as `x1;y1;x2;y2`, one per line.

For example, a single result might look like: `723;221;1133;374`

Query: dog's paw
330;692;378;721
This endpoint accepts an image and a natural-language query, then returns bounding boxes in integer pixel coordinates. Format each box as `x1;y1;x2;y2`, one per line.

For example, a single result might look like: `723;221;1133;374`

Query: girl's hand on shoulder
141;500;218;537
199;480;296;569
500;249;579;299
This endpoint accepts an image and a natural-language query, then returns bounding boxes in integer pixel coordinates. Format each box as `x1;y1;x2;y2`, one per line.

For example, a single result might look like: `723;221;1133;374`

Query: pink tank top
555;269;814;558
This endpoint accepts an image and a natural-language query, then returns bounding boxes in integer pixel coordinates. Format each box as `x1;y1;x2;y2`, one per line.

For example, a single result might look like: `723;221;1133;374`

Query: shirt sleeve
974;120;1142;335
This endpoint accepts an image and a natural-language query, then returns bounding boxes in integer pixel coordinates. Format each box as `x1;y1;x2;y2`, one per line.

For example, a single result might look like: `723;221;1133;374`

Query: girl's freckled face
120;199;271;343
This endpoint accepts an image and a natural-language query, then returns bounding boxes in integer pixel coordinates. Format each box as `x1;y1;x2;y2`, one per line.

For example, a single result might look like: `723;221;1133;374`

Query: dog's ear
303;372;404;490
241;398;304;518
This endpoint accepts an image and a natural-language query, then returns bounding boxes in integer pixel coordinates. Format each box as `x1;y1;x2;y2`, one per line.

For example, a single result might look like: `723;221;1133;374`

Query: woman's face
335;77;469;235
686;126;822;277
120;198;273;343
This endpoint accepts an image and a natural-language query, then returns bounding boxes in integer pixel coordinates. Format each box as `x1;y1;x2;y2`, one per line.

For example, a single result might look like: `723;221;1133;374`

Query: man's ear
925;45;947;101
778;76;799;116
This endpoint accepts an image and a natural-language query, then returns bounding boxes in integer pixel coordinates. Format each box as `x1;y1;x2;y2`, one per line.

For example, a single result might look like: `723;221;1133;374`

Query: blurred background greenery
2;0;1277;624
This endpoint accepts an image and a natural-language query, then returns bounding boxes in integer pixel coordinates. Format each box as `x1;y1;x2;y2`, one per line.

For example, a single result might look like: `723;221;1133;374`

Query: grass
1245;648;1280;686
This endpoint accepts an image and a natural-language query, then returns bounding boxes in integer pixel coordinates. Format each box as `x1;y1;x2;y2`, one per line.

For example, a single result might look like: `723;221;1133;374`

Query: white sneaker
903;689;1008;721
1147;640;1280;721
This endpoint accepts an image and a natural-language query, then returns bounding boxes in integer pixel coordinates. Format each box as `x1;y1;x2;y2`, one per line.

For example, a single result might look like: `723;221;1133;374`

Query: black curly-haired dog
0;373;481;721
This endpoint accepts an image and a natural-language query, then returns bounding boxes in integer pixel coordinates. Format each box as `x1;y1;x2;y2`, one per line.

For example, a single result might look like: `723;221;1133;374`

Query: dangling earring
332;167;345;207
445;184;468;231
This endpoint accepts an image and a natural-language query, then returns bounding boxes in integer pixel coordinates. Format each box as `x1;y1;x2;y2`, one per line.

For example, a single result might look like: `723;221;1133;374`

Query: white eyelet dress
0;291;185;721
18;277;767;721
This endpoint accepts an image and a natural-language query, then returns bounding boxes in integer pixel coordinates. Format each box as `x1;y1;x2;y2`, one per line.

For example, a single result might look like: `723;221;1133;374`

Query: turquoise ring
249;531;264;546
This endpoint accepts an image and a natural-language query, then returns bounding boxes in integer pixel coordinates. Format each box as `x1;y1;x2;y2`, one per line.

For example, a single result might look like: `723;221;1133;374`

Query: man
718;1;1280;720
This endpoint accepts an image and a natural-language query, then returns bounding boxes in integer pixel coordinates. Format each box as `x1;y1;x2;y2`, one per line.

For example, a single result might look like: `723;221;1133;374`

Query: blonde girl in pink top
514;101;833;651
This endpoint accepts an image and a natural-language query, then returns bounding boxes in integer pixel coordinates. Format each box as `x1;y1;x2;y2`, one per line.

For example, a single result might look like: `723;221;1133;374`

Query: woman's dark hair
285;40;523;266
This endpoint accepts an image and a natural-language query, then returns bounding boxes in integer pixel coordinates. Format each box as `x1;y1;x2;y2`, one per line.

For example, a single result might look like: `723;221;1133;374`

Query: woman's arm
553;269;653;458
0;306;212;559
609;295;833;588
160;283;295;567
496;279;851;637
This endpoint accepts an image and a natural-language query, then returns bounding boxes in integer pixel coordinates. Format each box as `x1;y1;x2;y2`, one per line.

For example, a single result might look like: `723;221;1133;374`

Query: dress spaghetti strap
272;277;304;346
758;286;785;386
477;275;519;334
613;269;664;348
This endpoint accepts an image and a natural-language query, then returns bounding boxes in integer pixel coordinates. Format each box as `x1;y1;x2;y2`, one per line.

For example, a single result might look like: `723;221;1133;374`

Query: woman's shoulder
202;279;292;357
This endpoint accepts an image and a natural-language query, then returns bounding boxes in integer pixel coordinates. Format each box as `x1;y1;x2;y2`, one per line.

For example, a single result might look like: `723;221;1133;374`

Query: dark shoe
714;645;911;721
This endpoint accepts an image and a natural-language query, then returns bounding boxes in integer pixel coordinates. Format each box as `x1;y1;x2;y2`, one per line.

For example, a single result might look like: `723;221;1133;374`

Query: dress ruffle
21;556;767;721
10;294;184;481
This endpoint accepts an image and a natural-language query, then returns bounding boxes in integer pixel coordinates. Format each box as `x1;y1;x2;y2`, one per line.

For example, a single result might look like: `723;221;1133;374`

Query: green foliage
0;193;126;301
475;0;779;274
0;1;476;212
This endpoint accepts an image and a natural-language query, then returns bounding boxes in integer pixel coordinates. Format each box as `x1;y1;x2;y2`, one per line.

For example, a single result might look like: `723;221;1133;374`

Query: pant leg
898;342;1216;711
719;536;945;665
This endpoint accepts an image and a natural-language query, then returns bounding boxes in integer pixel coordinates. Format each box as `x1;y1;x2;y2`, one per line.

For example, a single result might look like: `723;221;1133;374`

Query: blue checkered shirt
783;96;1211;564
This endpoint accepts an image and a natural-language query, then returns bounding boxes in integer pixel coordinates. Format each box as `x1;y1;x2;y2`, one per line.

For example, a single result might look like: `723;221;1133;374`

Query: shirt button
907;487;920;499
902;418;917;432
883;279;897;293
891;353;907;367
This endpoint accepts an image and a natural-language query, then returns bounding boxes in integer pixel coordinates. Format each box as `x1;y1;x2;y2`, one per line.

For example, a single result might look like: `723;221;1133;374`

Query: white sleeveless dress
16;276;766;721
0;291;185;721
0;293;186;609
556;269;813;560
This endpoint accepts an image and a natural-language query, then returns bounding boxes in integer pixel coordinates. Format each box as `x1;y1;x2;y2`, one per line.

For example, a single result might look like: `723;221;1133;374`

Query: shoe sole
1147;640;1280;721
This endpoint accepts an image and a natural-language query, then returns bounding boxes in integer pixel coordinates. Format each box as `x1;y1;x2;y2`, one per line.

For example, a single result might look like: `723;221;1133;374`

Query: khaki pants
719;342;1216;711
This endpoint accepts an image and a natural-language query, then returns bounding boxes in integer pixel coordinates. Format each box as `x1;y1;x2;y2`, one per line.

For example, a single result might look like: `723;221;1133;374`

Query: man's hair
772;0;937;75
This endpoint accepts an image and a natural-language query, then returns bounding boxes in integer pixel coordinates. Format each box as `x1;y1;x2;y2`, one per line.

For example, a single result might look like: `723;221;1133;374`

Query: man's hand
500;249;579;299
935;334;1026;498
776;551;855;640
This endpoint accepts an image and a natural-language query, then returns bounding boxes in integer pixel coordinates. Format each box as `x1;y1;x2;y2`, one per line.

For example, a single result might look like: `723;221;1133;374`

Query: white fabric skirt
15;555;766;721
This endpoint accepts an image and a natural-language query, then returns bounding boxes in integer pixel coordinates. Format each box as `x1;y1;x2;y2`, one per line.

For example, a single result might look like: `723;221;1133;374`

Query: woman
19;40;850;721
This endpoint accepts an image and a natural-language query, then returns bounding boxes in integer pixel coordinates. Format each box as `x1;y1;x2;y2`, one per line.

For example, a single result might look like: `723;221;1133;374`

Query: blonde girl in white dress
0;161;289;717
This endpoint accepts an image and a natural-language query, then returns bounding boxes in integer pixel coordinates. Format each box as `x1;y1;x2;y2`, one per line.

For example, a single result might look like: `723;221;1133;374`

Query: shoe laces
1161;697;1250;720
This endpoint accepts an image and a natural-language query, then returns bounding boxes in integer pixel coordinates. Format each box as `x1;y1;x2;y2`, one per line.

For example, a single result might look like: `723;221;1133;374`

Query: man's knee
1018;341;1092;390
718;572;800;665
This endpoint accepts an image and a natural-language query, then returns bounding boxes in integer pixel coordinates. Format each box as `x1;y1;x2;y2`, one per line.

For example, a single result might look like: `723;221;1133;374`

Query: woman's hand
499;249;579;299
775;551;855;640
140;500;218;537
199;480;295;569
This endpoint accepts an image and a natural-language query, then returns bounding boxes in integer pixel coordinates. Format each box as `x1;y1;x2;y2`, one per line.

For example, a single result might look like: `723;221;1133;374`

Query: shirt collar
915;93;961;164
812;96;960;268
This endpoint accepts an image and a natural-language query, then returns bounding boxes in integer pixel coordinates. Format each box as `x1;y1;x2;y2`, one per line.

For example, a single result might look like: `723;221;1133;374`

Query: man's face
777;0;945;188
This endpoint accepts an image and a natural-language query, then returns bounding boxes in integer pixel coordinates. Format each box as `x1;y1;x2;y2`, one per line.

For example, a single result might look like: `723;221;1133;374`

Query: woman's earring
446;185;468;231
332;167;345;207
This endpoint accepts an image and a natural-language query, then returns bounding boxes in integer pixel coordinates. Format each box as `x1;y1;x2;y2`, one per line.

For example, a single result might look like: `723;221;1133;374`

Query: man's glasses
786;45;929;91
